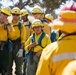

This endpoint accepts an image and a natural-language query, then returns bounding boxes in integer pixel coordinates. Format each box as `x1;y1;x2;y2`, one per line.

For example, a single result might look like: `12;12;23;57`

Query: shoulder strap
28;21;31;28
32;33;35;43
32;32;45;48
18;21;22;30
41;19;47;23
58;33;76;41
38;32;45;47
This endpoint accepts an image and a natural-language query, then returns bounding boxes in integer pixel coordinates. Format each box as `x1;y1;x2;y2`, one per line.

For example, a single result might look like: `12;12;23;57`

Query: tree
0;0;74;18
12;0;68;12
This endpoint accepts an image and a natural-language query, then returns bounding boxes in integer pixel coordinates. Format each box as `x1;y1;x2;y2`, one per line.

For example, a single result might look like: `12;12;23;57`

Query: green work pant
0;43;9;73
27;55;40;75
7;43;24;75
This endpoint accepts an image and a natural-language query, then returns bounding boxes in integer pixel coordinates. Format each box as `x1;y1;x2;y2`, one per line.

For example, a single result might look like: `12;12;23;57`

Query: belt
33;52;37;55
11;38;21;43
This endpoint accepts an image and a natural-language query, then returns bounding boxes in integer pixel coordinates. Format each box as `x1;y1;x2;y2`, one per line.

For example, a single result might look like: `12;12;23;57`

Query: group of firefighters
0;5;56;75
1;1;76;75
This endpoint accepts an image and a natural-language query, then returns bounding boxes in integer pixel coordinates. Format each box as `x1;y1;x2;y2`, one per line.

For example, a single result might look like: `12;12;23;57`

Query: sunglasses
32;13;42;15
12;14;19;16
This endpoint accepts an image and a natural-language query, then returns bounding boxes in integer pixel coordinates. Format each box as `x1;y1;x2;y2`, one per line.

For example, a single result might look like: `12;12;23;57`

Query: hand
35;50;42;57
28;42;36;50
16;49;23;57
3;17;9;24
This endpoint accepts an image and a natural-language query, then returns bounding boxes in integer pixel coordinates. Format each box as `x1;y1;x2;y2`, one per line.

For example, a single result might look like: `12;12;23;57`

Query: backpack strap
41;19;47;23
38;32;45;48
28;21;31;28
58;33;76;41
18;21;22;30
32;33;35;43
13;21;22;30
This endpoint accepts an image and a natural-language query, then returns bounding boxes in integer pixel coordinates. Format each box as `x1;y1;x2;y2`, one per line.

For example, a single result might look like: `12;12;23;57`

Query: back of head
53;2;76;33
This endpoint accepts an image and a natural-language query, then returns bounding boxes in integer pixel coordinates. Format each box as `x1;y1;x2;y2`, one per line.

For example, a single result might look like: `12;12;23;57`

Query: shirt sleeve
21;24;26;43
36;45;52;75
8;25;15;38
24;36;32;52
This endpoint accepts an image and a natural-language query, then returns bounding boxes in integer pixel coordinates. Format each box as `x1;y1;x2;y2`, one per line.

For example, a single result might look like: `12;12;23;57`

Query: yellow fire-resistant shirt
8;21;26;43
36;35;76;75
0;24;8;41
24;21;31;41
0;24;15;41
42;22;51;36
24;32;51;52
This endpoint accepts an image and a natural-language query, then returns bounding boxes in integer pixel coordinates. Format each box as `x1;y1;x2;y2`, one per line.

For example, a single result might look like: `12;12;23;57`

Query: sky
0;0;74;14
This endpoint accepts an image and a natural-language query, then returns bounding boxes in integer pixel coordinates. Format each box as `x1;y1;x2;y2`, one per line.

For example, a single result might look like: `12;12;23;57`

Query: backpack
51;31;56;42
32;32;45;48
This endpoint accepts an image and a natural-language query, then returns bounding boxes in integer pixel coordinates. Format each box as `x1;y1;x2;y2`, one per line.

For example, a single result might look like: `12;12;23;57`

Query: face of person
21;15;27;22
12;14;19;21
33;13;42;19
0;12;5;24
33;26;42;35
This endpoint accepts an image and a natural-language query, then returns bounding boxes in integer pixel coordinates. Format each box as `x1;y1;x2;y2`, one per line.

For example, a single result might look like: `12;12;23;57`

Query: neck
35;32;42;35
12;19;18;24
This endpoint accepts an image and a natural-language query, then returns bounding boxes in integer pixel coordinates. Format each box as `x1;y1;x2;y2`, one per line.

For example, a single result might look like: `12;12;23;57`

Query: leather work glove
16;49;23;57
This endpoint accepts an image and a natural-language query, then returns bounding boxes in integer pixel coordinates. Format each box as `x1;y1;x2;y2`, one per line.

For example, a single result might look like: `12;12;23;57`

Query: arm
36;46;52;75
24;36;36;52
21;24;26;45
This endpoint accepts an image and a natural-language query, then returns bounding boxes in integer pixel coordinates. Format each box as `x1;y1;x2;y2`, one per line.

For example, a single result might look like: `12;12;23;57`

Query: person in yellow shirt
7;7;26;75
24;19;51;75
31;6;44;20
43;14;53;36
36;2;76;75
20;9;31;41
31;6;51;36
0;7;13;75
20;9;32;75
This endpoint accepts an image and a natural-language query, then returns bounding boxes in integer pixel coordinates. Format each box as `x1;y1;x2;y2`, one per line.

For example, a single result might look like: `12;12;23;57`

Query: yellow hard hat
32;6;43;14
1;7;11;16
32;19;43;28
11;7;20;15
45;14;53;21
20;9;28;16
0;9;1;13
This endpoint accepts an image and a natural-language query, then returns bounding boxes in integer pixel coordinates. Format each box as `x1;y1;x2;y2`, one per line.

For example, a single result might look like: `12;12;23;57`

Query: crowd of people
0;1;76;75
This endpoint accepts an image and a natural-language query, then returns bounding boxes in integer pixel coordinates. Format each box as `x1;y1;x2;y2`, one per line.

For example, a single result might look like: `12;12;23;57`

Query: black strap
13;22;22;30
58;33;76;41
